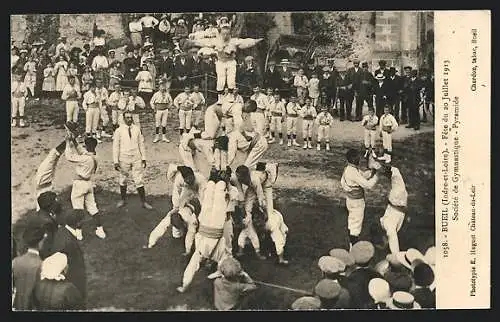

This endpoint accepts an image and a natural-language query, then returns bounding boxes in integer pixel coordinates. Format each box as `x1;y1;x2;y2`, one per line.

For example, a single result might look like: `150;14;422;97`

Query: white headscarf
40;252;68;281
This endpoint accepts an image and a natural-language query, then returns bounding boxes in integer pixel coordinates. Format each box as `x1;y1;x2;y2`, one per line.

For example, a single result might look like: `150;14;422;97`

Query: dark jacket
373;81;390;99
238;64;261;90
158;57;175;79
345;267;382;309
263;66;282;90
13;210;60;259
346;67;363;92
51;227;87;300
319;74;337;95
374;68;391;79
411;287;436;309
173;58;190;79
33;279;84;310
305;66;321;80
404;77;423;103
278;67;293;88
359;70;375;96
386;75;404;101
337;74;353;98
123;57;140;80
188;56;203;79
12;251;42;310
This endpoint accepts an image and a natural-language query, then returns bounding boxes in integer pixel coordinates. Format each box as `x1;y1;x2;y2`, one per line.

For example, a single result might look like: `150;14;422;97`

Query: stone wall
267;12;294;46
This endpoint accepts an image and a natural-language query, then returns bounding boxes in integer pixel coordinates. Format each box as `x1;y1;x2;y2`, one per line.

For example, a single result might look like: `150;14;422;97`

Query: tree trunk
231;13;246;37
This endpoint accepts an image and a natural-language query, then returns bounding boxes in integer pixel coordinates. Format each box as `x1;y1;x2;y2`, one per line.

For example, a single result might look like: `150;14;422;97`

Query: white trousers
215;59;237;91
100;105;109;127
112;109;123;125
270;116;282;133
71;179;98;215
317;125;330;142
179;109;193;130
118;155;144;188
364;129;377;148
85;107;100;133
155;109;169;127
238;221;260;250
381;131;392;151
302;119;314;139
12;97;25;118
242;137;268;169
346;197;365;237
286;117;298;135
65;101;79;122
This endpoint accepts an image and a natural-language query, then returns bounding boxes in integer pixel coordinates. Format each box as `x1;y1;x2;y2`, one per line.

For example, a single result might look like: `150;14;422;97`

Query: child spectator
80;66;94;92
108;61;123;90
54;55;69;94
11;73;28;128
209;257;257;311
42;62;56;100
293;68;308;100
189;84;206;124
67;61;80;88
268;91;286;145
308;73;320;107
285;95;301;147
361;108;379;158
135;64;155;106
315;105;334;151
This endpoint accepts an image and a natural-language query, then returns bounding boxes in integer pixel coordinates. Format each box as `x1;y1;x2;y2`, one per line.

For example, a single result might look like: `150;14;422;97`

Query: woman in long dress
54;55;69;94
42;62;56;100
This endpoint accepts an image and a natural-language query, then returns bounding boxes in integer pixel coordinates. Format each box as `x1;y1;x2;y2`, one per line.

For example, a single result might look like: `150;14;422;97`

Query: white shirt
113;124;146;163
35;149;62;188
379;113;398;132
140;16;159;28
341;164;378;193
129;21;143;32
92;55;109;71
388;167;408;207
362;114;379;130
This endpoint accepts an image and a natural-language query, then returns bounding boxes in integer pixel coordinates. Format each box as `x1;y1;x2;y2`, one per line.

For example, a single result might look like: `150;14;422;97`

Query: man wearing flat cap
291;296;322;310
314;279;351;309
346;59;363;121
345;241;382;308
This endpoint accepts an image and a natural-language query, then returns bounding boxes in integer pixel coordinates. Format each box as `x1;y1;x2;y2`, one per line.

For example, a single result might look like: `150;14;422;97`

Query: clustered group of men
12;13;436;311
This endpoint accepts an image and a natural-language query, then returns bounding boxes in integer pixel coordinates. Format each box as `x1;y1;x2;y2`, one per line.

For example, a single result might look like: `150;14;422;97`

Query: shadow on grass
13;181;434;310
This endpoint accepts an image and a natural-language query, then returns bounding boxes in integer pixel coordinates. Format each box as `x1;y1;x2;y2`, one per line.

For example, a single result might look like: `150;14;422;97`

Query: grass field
11;99;435;310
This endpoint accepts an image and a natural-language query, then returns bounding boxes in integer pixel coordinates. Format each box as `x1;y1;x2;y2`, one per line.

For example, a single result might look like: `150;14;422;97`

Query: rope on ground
253;280;313;295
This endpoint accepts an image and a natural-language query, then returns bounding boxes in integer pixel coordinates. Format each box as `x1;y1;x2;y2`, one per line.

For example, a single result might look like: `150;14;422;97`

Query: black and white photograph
10;11;439;311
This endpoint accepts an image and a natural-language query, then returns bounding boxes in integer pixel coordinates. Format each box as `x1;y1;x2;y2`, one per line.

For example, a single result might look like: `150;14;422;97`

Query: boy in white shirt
107;84;123;130
11;73;28;127
82;82;101;141
378;105;399;163
361;108;379;158
189;84;206;126
264;88;275;139
174;86;195;137
268;92;286;145
314;105;334;151
150;81;173;143
293;68;308;100
285;95;301;147
300;97;317;149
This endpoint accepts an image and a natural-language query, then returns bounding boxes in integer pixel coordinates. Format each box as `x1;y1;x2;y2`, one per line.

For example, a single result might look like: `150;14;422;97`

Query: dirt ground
11;100;435;310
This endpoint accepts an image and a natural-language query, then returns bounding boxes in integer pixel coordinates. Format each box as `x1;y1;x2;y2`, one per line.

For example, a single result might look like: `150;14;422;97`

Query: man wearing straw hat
374;73;390;119
278;59;293;99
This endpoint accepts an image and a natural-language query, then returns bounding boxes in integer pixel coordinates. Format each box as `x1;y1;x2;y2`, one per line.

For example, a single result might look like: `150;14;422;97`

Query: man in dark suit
386;67;403;123
238;56;261;97
263;60;282;92
173;52;190;95
12;218;46;310
278;59;293;99
345;241;382;309
373;73;391;119
336;69;353;121
319;66;337;113
410;260;436;308
51;209;87;304
346;59;363;121
200;54;217;101
400;66;413;124
355;62;374;120
158;49;175;87
374;60;391;79
405;70;423;130
187;49;203;87
304;59;321;79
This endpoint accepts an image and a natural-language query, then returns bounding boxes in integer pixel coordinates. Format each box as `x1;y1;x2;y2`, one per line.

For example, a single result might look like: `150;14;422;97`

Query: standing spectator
107;49;118;66
278;59;293;99
238;56;260;96
42;62;56;101
108;61;123;90
263;60;281;91
192;17;205;33
200;53;216;100
95;79;112;138
173;52;190;94
304;59;320;79
337;69;353;121
319;66;337;113
419;70;432;123
386;67;403;123
69;47;82;67
293;68;308;101
140;13;159;43
173;19;190;43
158;14;172;44
11;73;28;128
24;55;38;99
82;82;101;140
54;55;69;94
11;47;20;70
61;76;82;123
135;64;155;106
146;57;157;89
159;49;175;87
91;49;109;85
50;209;87;303
374;60;391;79
33;252;84;310
12;219;45;310
347;59;363;121
54;48;70;63
80;66;94;92
400;66;413;125
174;86;195;137
406;70;422;130
112;111;153;209
123;50;140;84
354;62;374;120
67;61;80;88
55;37;69;56
373;74;390;120
129;17;143;47
188;49;203;87
307;73;320;107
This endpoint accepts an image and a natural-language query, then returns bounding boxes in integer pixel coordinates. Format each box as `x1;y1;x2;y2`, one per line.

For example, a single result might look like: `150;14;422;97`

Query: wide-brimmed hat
280;58;290;64
387;291;421;309
375;73;386;80
177;19;185;24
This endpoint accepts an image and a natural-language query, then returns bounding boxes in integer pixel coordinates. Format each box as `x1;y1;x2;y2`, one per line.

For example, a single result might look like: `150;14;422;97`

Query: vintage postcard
10;10;490;310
